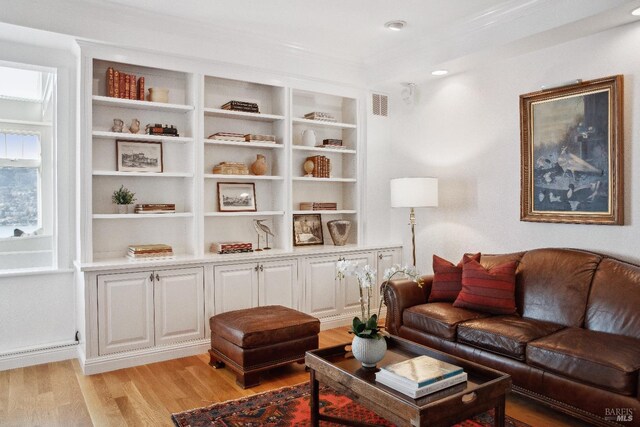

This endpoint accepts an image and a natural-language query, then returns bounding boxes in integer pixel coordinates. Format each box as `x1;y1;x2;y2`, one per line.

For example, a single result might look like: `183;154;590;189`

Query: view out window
0;132;41;237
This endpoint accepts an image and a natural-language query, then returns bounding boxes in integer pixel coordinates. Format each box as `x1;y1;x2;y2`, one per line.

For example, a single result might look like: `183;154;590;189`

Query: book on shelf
106;67;115;97
221;100;260;113
315;144;346;149
113;70;120;98
135;203;176;214
210;241;253;254
130;74;137;101
138;76;145;101
125;74;130;99
377;355;464;388
208;132;246;142
323;138;343;146
376;371;467;399
118;73;125;99
305;155;330;178
212;162;249;175
304;111;337;122
127;243;174;259
244;134;276;143
299;202;337;210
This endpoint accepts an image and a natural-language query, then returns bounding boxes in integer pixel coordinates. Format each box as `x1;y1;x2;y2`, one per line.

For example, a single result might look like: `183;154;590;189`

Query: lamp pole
409;207;417;266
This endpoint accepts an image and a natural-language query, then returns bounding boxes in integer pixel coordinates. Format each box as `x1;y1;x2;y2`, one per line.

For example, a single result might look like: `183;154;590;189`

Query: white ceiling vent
372;93;388;117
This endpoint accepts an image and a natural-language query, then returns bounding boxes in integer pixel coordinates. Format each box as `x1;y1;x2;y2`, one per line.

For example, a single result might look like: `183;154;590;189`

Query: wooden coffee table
305;335;511;427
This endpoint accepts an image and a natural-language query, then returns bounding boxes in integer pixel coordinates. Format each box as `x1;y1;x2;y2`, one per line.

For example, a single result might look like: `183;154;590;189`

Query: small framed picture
293;213;323;246
116;140;163;173
217;182;257;212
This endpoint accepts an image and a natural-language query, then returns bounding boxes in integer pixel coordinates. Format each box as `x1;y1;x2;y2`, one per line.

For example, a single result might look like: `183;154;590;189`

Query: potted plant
112;185;136;214
336;261;422;367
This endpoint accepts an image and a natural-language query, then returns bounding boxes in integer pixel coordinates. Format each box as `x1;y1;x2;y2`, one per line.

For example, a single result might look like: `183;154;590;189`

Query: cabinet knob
378;253;383;260
155;273;160;282
149;273;154;282
259;265;264;272
254;265;259;272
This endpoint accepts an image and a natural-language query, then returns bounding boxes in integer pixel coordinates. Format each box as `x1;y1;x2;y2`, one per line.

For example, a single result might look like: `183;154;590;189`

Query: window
0;62;55;270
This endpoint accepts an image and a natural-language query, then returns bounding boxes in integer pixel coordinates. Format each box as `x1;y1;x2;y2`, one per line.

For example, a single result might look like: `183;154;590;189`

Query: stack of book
299;202;337;211
304;111;336;122
375;355;467;399
212;162;249;175
134;204;176;214
127;244;174;260
222;100;260;113
245;134;276;143
106;67;144;101
306;155;330;178
322;139;343;147
208;132;246;142
145;124;179;137
210;242;253;254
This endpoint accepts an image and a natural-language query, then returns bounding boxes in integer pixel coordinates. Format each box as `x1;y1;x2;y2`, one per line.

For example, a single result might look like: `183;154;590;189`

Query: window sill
0;267;73;278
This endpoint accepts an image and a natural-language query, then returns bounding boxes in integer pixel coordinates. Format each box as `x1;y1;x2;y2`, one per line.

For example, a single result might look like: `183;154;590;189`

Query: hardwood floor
1;326;591;427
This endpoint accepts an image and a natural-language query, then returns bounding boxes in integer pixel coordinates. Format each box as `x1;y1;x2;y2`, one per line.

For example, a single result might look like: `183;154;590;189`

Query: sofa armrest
383;274;432;335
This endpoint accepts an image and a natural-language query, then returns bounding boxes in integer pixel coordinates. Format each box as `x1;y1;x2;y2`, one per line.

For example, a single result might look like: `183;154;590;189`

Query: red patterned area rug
171;382;531;427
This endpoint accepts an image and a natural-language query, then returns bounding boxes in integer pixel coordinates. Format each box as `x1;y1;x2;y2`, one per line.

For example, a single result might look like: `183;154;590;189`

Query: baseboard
81;339;210;375
0;342;78;371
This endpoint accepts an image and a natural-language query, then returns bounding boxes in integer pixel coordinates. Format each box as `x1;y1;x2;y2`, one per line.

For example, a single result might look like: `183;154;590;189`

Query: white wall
0;37;77;359
383;21;640;274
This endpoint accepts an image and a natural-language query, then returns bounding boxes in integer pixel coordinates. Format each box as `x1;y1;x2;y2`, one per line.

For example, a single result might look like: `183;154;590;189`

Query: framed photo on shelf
519;75;623;225
217;182;257;212
292;213;323;246
116;140;163;173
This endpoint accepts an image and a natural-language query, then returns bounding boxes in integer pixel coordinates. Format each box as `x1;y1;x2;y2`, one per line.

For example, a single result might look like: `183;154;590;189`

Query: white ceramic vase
351;335;387;368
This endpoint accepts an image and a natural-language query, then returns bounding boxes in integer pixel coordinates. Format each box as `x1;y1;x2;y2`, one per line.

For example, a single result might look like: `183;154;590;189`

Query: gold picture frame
519;75;623;225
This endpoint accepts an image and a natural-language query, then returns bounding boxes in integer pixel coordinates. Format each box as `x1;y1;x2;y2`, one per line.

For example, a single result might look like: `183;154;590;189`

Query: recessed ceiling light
385;20;406;31
632;7;640;16
431;70;449;76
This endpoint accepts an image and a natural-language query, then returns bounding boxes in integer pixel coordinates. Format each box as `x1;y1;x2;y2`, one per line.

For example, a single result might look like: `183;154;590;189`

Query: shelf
292;118;356;129
92;95;194;112
93;171;193;178
204;174;284;181
93;213;194;219
204;108;285;122
292;177;357;183
205;211;285;217
204;139;284;149
291;210;356;215
292;145;356;154
93;131;193;143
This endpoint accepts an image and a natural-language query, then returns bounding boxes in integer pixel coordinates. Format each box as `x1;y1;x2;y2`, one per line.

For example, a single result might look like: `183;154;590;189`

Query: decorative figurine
303;159;315;177
253;219;275;250
250;154;267;176
112;118;124;133
129;118;140;134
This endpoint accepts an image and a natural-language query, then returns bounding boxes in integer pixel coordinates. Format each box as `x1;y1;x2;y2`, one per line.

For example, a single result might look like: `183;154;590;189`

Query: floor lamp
390;177;439;266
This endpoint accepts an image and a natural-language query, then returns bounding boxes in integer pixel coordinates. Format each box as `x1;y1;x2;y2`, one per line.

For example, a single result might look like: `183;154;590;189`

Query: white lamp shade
390;177;438;208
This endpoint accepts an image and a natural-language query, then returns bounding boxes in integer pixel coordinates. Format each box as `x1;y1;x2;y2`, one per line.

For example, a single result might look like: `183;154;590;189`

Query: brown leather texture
513;249;601;326
587;258;640;339
210;305;320;348
403;302;489;341
457;316;564;361
383;276;431;335
527;327;640;396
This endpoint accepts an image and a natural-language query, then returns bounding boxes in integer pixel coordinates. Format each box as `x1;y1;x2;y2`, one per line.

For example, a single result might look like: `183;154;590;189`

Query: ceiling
1;0;640;85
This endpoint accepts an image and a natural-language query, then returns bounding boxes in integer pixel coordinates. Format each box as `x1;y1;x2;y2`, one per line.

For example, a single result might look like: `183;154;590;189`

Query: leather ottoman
209;305;320;388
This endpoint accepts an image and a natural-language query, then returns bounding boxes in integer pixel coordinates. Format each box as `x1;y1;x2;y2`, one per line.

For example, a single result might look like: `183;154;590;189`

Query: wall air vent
372;93;388;117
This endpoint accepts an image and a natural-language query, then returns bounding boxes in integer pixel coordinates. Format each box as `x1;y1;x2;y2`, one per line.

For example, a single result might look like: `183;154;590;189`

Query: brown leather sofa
384;248;640;427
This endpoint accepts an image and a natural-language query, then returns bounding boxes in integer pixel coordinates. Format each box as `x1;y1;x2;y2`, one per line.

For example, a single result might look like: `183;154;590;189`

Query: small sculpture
253;219;275;250
129;118;140;134
112;118;124;133
303;159;315;177
327;219;351;246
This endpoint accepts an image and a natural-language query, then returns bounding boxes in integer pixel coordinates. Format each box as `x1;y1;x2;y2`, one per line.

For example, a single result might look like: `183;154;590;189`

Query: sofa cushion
453;259;518;315
403;302;489;341
457;316;564;360
429;253;481;302
527;328;640;396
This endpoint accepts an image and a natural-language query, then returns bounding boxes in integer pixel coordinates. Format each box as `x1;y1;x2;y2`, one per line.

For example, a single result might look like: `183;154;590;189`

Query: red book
138;77;145;101
130;74;137;100
119;73;125;98
125;74;130;99
113;70;120;98
106;67;114;97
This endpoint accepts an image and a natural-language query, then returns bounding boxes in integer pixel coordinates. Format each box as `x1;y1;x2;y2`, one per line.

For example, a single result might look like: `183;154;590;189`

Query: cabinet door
98;271;154;356
375;249;402;308
259;259;298;309
154;267;205;346
341;252;376;315
304;256;340;318
214;263;258;313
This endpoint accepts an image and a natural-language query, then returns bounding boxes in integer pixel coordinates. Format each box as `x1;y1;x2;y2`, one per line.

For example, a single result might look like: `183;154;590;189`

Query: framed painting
292;214;324;246
116;140;163;173
520;75;623;225
217;182;257;212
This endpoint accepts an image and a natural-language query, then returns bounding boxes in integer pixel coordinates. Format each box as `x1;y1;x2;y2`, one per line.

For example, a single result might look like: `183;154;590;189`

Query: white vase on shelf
302;129;316;147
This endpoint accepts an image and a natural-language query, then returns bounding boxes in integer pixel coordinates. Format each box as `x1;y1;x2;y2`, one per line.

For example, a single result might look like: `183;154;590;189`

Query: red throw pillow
429;253;481;302
453;259;518;315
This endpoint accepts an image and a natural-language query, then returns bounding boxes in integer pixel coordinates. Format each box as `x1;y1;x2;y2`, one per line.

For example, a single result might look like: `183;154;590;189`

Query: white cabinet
375;248;402;308
214;258;298;313
97;267;204;356
98;271;154;355
304;252;375;320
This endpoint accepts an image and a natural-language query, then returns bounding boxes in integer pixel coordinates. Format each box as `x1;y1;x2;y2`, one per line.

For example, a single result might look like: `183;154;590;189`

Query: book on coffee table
376;371;467;398
377;355;464;388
